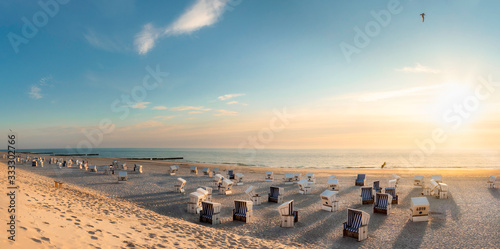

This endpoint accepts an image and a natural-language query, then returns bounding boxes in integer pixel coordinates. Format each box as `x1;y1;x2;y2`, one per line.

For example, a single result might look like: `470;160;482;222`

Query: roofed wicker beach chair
373;193;391;215
233;200;253;223
373;181;381;193
306;173;316;184
268;186;284;203
245;186;261;205
202;167;211;176
213;174;224;188
328;175;338;180
432;175;442;183
265;171;274;182
328;178;340;191
414;175;424;187
235;173;244;186
487;175;496;188
410;197;429;222
133;164;143;173
32;160;38;167
298;179;312;195
220;178;233;195
199;201;221;225
175;178;186;193
429;179;448;199
278;200;298;228
320;190;339;212
170;165;179;175
360;187;374;204
355;174;365;186
227;169;235;179
392;174;401;187
283;173;294;185
117;162;127;170
293;173;302;183
343;208;370;241
212;168;220;175
388;179;397;188
89;165;97;172
190;166;198;174
198;186;213;202
118;171;127;183
188;191;206;214
103;165;111;175
384;187;399;204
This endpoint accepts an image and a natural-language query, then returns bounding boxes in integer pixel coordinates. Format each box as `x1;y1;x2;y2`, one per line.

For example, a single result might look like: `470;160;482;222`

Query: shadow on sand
392;220;427;249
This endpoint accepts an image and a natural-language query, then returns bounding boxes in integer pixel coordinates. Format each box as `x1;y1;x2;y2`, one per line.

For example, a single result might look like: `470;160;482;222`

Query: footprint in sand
90;236;98;240
88;231;95;235
20;226;28;231
41;237;50;242
31;238;42;243
74;223;80;226
86;224;95;228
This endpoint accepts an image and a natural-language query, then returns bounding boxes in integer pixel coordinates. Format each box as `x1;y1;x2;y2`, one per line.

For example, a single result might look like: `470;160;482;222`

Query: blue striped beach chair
384;187;398;204
373;193;391;215
268;186;284;203
361;187;374;204
278;200;298;227
233;200;253;223
343;208;370;241
199;201;221;225
227;169;235;179
373;181;381;193
355;174;365;186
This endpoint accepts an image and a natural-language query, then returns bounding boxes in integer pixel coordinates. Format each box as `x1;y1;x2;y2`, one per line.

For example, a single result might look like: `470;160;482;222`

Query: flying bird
420;13;425;22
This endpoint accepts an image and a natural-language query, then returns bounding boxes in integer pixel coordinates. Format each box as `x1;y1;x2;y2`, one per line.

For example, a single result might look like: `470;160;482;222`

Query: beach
1;156;499;248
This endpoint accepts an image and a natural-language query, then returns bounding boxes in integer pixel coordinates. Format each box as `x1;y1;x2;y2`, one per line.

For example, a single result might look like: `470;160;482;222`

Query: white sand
1;156;499;248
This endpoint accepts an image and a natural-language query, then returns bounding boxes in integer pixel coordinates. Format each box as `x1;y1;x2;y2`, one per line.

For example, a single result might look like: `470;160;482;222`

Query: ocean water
13;148;500;169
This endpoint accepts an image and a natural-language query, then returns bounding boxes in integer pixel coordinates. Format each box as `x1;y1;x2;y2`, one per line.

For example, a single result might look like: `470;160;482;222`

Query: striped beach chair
227;169;235;179
199;201;221;225
384;187;398;204
328;178;340;191
268;186;284;203
343;208;370;241
265;171;273;182
233;200;253;223
487;175;496;188
373;193;391;215
373;181;381;193
355;174;365;186
278;200;298;228
361;187;374;204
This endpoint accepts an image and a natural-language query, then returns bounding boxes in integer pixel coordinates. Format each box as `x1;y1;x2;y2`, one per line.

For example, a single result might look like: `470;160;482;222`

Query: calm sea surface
12;148;500;169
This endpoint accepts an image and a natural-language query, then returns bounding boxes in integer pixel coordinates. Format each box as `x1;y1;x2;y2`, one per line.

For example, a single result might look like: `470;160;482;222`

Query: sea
10;148;500;169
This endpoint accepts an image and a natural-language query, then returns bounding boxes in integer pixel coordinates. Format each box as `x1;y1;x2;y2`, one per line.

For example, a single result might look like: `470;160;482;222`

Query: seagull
420;13;425;22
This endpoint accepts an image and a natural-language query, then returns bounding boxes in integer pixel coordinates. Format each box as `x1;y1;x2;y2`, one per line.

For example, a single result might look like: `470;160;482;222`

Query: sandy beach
1;156;499;248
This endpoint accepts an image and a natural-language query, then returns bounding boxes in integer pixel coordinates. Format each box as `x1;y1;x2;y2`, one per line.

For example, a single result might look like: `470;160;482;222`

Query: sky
1;0;500;151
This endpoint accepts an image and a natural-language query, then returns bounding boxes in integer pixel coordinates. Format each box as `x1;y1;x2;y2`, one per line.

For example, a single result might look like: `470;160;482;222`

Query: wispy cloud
227;100;248;106
131;102;150;109
213;109;237;116
84;30;124;52
134;0;229;54
171;106;211;111
153;115;175;120
218;93;245;101
28;85;43;99
189;111;203;114
152;106;168;110
396;63;440;74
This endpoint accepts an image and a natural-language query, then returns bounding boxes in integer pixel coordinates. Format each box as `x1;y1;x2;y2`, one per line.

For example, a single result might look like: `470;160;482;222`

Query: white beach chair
297;179;312;195
306;173;316;184
89;165;97;172
343;208;370;241
103;166;111;175
245;186;261;205
361;187;374;204
421;182;431;196
190;166;198;175
212;168;220;175
430;179;448;199
202;167;212;176
188;191;206;214
57;162;62;169
293;173;302;182
410;197;429;222
487;175;496;188
268;186;284;204
175;178;186;193
388;179;397;188
278;200;298;228
116;162;126;170
373;193;391;215
320;190;339;212
220;178;233;195
170;165;179;175
233;200;253;223
283;173;294;185
328;175;338;180
118;171;127;183
265;171;274;182
432;175;442;183
213;174;224;188
133;164;143;173
198;186;213;202
234;173;244;186
414;175;424;187
392;174;401;187
328;178;340;191
199;201;221;225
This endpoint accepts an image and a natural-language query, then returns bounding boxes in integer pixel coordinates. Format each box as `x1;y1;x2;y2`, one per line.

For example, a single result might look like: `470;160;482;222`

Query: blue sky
1;0;500;150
